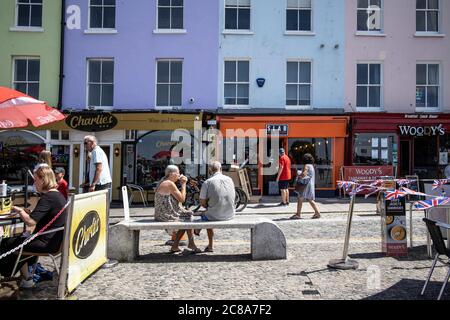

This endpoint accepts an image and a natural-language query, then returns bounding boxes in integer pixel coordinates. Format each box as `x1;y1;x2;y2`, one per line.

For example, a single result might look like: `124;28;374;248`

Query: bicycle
234;186;248;212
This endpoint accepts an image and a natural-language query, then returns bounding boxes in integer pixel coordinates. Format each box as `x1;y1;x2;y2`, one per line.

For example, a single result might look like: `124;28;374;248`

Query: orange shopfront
217;115;349;196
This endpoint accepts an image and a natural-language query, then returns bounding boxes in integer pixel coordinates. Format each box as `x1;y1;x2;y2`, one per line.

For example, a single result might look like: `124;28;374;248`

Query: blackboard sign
385;197;406;216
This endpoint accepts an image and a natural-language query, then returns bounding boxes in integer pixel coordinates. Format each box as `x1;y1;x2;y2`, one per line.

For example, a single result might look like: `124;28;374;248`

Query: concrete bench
108;216;286;261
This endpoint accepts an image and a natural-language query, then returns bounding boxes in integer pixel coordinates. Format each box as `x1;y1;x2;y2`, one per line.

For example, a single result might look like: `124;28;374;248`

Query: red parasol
0;86;66;129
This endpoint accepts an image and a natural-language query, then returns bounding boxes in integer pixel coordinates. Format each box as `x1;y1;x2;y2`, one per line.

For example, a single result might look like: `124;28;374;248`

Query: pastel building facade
216;0;348;196
344;0;450;179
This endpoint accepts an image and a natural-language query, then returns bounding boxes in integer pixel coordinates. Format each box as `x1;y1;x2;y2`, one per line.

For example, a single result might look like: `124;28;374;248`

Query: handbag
295;175;311;193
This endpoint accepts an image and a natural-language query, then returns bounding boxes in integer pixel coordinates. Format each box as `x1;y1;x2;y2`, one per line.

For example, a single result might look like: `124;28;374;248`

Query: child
54;167;68;200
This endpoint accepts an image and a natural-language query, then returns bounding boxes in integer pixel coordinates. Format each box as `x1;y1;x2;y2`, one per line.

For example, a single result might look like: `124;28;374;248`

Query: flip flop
311;214;321;219
290;215;301;220
169;248;182;254
204;246;214;253
189;247;203;254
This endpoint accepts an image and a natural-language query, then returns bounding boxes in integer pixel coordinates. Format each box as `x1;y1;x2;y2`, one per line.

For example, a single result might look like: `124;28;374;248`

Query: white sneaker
19;278;35;289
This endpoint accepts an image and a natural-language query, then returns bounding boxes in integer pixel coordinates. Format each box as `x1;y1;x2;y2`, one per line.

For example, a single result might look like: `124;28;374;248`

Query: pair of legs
291;197;320;219
171;229;200;253
192;229;215;252
280;189;290;205
280;189;289;204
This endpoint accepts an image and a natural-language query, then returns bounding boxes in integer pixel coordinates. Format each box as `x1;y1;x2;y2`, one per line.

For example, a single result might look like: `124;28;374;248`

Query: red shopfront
347;113;450;179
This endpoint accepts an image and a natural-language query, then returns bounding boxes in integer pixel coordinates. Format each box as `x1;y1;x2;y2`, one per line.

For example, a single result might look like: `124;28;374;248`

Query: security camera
189;97;195;103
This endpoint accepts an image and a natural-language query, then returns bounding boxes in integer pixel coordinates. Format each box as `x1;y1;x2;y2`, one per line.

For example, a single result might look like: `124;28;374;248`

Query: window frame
415;61;441;111
285;59;313;110
14;0;43;30
224;0;252;32
416;0;441;33
286;0;313;33
223;59;251;108
87;0;116;31
86;58;115;110
155;59;183;110
356;0;384;33
11;56;40;100
356;61;383;111
156;0;184;31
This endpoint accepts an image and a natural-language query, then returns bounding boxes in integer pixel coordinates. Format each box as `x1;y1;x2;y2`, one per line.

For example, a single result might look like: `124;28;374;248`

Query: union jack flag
396;179;410;187
401;187;428;197
337;181;355;192
414;197;450;210
432;179;449;190
385;189;407;200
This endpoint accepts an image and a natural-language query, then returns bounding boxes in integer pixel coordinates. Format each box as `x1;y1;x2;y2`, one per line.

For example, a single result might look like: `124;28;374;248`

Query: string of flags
337;179;450;210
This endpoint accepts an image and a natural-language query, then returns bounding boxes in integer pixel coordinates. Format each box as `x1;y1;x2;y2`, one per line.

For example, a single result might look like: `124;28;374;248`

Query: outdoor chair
126;183;148;207
10;227;64;278
421;218;450;300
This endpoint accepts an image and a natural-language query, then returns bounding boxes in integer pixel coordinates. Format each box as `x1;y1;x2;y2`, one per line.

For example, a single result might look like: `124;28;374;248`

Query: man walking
199;161;235;253
276;148;291;206
83;135;112;192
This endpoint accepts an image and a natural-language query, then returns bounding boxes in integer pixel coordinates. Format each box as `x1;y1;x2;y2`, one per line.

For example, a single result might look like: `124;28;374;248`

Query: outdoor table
0;214;25;246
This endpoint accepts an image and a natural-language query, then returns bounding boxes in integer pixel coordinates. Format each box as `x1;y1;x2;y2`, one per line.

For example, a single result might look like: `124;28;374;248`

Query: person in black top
0;166;67;285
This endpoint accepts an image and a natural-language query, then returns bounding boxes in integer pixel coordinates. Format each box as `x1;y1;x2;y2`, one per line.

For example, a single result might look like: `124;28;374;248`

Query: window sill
415;107;440;112
223;105;251;109
284;31;315;36
355;31;386;37
355;107;384;112
153;29;187;34
86;106;114;111
414;32;446;38
285;106;312;110
10;26;44;32
222;30;254;35
155;106;175;110
84;29;118;34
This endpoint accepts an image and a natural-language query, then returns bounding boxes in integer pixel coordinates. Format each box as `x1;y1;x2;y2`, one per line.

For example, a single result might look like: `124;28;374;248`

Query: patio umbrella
0;87;66;208
0;86;65;129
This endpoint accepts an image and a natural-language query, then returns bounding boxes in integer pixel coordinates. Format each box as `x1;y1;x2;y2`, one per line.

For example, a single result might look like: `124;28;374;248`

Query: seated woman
154;165;200;254
0;166;68;287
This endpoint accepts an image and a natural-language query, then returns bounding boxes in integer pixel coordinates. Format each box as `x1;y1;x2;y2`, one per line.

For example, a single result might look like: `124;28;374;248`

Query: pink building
344;0;450;179
345;0;450;113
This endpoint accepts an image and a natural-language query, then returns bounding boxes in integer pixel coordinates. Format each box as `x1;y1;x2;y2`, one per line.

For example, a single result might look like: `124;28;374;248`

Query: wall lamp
114;147;120;157
74;147;79;158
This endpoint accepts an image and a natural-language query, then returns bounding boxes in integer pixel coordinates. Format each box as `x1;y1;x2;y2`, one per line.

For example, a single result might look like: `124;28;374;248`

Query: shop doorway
400;140;412;177
262;137;287;195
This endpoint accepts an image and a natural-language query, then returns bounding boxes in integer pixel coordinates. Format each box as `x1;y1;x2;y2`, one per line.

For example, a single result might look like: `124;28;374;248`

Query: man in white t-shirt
83;135;112;192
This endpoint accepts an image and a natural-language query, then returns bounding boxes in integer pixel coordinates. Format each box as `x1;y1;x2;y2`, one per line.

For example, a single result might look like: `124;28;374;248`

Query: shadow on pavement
135;252;252;263
349;245;432;262
362;279;449;300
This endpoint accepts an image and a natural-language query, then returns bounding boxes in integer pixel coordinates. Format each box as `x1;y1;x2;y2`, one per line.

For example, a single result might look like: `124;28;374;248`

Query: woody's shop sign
66;113;118;132
398;124;445;137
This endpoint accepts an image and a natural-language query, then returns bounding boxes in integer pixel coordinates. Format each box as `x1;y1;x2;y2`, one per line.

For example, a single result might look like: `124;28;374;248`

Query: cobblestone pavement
18;202;450;300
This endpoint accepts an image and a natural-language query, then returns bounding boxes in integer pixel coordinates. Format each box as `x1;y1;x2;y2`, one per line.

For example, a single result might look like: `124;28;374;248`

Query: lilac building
63;0;219;111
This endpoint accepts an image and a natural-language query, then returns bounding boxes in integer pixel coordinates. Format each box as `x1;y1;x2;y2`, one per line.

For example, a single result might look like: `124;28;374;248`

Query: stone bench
108;216;286;261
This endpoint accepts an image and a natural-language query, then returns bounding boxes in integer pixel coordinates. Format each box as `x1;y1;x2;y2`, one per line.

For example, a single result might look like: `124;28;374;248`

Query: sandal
290;214;301;220
189;247;203;254
311;214;321;219
204;246;214;253
169;248;182;254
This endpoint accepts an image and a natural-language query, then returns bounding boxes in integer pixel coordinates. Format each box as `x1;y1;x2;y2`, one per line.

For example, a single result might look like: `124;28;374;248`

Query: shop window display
135;130;197;186
50;145;70;183
288;138;333;188
221;137;259;192
0;131;46;184
354;133;397;167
